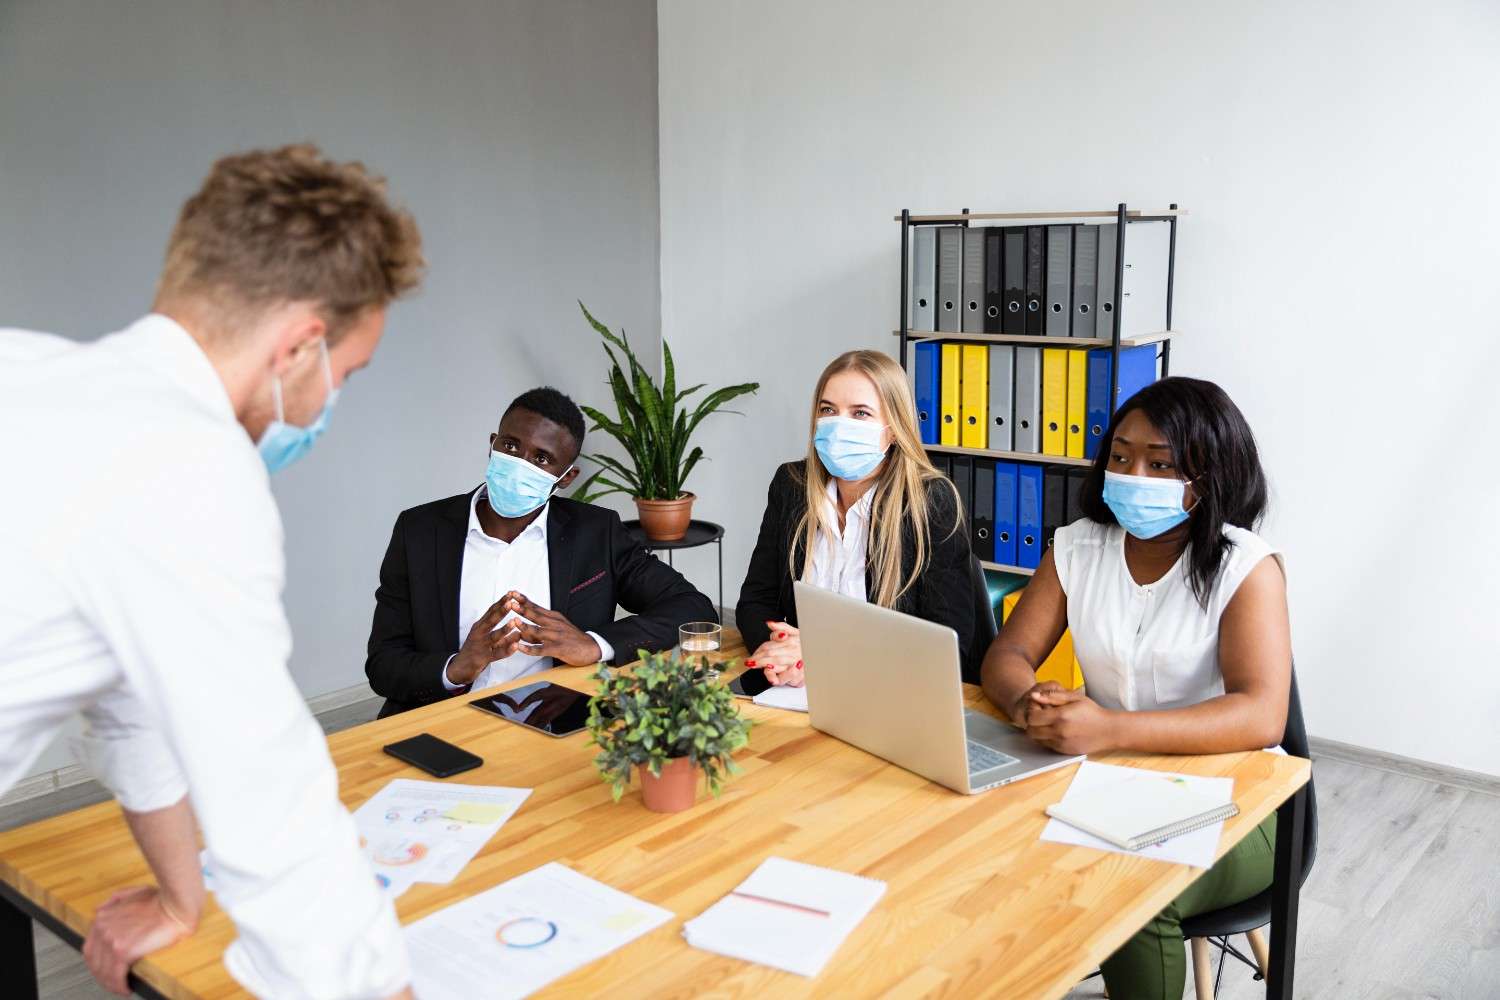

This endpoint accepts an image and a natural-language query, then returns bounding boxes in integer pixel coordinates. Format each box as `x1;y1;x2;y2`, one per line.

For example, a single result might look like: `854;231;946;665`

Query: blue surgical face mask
485;450;570;518
814;415;889;481
257;339;339;475
1102;470;1199;539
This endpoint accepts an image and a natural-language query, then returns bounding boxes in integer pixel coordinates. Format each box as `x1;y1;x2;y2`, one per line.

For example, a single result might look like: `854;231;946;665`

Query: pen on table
730;890;831;918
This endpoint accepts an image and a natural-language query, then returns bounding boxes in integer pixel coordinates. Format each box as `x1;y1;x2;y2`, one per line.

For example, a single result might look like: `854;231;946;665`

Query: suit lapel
435;492;471;651
546;499;576;615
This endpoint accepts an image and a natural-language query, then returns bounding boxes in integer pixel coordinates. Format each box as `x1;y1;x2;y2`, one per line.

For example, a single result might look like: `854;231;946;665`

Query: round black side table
621;519;725;622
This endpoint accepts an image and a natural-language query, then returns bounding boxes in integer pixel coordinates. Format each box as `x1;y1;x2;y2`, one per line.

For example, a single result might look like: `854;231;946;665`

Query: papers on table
203;779;527;902
405;862;673;1000
353;779;530;898
1040;761;1236;869
752;684;808;713
683;857;886;977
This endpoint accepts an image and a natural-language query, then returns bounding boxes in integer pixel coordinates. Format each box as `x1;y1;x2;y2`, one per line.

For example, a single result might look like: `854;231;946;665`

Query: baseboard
0;763;94;810
3;681;378;809
1311;736;1500;797
0;773;59;810
305;680;378;716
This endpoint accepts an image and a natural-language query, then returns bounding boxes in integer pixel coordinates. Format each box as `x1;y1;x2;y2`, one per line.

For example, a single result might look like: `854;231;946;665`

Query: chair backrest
965;556;998;685
1283;665;1318;883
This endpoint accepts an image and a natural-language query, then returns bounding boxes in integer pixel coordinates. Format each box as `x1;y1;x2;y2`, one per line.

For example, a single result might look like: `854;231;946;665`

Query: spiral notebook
683;857;886;977
1042;761;1238;867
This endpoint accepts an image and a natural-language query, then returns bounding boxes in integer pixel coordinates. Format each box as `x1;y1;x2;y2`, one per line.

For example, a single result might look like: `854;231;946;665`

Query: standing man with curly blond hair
0;145;425;999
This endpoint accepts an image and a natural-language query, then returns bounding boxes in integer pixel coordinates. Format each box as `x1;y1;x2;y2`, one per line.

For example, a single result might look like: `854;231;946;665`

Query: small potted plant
573;301;759;541
586;650;752;813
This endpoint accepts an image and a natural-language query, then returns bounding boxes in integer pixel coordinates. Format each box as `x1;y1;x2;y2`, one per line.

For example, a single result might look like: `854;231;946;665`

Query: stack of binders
932;455;1093;571
909;219;1169;456
915;342;1157;459
907;220;1171;341
909;214;1175;574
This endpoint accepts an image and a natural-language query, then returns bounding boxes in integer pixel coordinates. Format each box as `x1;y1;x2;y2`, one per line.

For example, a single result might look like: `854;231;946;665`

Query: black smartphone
728;670;772;699
382;733;483;778
469;681;595;738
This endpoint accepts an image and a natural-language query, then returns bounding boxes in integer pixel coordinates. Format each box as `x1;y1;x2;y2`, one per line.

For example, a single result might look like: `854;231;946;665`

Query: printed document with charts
405;862;672;1000
352;779;530;898
683;857;886;976
199;780;529;904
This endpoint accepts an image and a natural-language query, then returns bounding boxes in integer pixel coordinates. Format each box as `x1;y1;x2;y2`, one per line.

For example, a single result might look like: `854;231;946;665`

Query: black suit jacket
366;491;716;717
735;461;977;674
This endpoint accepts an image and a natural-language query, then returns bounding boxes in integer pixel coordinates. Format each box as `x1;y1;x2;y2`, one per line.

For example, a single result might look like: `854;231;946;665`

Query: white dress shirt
807;479;874;601
1052;519;1284;711
441;488;614;692
0;316;407;999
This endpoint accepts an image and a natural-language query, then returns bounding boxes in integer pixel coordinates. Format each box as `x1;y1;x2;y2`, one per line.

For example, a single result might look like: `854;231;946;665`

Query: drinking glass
678;621;724;681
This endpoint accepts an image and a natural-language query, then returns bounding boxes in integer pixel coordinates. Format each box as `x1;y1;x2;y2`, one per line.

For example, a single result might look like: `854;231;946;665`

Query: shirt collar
469;486;550;543
125;313;239;424
824;478;875;524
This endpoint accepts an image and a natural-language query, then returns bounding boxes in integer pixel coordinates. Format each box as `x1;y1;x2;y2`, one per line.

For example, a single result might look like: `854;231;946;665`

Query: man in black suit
365;386;715;717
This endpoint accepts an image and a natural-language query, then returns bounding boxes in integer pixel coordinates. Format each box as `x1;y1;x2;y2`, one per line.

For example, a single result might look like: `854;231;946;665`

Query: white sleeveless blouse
1052;519;1283;712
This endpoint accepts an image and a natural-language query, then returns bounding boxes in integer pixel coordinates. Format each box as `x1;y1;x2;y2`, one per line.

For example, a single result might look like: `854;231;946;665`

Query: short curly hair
505;387;586;451
156;143;424;338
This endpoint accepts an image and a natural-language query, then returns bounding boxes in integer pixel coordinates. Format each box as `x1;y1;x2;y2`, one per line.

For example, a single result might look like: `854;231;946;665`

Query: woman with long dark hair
979;376;1291;1000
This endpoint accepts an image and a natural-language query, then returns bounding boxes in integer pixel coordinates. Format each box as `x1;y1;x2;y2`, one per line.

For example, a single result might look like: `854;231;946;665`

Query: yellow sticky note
443;802;508;824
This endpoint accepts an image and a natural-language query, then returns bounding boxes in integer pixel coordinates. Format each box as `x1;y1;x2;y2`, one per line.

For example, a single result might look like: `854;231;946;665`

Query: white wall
658;0;1500;775
1;0;659;774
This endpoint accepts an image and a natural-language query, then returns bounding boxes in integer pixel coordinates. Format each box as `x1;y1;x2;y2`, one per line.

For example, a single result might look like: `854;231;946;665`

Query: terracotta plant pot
634;493;695;542
638;756;699;813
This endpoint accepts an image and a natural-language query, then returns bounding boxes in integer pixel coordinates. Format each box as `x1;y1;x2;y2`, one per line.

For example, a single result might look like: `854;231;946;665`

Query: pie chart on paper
372;838;429;866
495;916;559;949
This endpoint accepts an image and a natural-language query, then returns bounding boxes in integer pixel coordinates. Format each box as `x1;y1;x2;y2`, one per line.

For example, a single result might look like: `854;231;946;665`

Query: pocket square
569;569;607;595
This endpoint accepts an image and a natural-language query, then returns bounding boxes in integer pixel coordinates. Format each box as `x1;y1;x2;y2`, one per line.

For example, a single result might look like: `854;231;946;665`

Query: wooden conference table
0;632;1310;999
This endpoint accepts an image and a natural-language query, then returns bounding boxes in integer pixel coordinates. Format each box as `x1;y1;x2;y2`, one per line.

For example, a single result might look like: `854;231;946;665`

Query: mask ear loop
271;337;332;425
1182;473;1206;515
317;336;334;395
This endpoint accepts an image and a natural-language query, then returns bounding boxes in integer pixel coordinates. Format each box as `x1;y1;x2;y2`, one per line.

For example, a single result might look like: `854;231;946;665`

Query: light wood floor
8;696;1497;1000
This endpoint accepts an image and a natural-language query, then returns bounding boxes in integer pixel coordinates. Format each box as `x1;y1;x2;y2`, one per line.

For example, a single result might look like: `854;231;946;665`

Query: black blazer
366;491;716;717
735;461;977;673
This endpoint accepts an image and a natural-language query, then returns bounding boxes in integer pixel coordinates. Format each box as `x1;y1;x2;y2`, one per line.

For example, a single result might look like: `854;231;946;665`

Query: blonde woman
735;350;975;687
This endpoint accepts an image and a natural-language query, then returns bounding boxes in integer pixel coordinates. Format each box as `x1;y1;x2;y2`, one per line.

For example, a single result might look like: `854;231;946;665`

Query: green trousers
1099;812;1278;1000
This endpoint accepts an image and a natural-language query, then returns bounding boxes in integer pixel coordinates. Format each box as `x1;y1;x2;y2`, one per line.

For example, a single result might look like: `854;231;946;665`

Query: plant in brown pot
585;650;751;813
573;302;759;541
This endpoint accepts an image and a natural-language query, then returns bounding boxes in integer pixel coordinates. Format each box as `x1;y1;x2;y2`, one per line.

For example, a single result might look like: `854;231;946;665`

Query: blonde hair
156;143;425;339
790;350;958;609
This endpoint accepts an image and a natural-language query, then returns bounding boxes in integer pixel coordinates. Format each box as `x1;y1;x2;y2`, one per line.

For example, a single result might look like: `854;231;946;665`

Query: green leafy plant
573;301;759;502
586;651;752;802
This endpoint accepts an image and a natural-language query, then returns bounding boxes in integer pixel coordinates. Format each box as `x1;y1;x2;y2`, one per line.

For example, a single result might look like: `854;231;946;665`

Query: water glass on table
679;622;724;681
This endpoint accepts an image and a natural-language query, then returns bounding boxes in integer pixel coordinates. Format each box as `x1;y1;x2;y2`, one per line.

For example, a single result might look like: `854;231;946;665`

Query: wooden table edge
0;643;1313;1000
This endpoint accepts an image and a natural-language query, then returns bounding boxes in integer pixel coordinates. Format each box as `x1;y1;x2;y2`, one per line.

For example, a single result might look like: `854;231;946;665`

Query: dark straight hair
1078;376;1269;608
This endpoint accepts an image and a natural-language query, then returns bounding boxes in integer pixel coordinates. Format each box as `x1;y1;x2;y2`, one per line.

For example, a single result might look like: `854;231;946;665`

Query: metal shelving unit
895;202;1183;572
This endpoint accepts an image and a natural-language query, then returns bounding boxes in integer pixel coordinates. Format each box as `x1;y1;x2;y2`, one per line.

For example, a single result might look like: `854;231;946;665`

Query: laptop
794;581;1084;794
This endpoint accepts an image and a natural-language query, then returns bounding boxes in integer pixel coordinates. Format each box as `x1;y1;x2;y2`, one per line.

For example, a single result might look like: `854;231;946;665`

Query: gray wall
658;0;1500;775
0;0;660;727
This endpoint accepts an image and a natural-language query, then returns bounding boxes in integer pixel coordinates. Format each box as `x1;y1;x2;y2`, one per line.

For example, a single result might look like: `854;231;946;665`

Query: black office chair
964;556;998;685
1179;667;1318;999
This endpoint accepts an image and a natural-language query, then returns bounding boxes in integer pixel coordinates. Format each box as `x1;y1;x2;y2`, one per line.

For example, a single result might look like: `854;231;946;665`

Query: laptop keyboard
966;739;1020;774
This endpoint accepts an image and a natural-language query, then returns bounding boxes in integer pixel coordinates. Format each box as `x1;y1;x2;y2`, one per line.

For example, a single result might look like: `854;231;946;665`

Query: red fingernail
778;632;786;639
795;660;802;669
745;660;756;666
